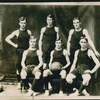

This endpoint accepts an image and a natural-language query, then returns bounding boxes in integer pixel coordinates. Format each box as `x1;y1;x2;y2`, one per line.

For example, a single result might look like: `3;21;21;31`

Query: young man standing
43;39;70;96
39;14;59;70
66;37;100;96
5;16;32;89
21;36;43;96
67;17;99;64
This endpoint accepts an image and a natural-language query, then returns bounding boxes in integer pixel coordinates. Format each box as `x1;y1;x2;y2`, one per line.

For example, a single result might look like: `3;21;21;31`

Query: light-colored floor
0;84;100;100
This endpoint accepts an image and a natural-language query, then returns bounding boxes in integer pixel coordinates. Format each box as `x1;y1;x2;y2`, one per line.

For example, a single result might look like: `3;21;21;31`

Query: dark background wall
0;5;98;75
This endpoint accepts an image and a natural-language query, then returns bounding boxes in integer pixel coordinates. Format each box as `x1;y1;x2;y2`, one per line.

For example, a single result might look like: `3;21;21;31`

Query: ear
79;41;81;45
19;22;20;26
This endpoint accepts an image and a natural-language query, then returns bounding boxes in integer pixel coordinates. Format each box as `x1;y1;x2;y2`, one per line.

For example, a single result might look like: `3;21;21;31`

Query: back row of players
5;14;100;96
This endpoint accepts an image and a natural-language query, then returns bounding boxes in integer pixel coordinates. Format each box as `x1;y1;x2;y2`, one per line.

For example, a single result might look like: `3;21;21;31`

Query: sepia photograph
0;2;100;100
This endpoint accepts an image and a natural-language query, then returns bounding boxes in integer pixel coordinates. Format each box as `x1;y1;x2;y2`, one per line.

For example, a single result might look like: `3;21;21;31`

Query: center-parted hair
19;16;27;22
73;17;81;22
29;36;37;42
56;38;63;43
47;14;54;19
80;36;88;42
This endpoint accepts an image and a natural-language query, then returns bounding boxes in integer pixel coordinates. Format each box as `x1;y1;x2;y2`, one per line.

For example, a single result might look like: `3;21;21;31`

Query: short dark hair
47;14;54;19
73;17;81;22
80;36;88;42
56;38;63;43
29;36;37;41
19;16;27;22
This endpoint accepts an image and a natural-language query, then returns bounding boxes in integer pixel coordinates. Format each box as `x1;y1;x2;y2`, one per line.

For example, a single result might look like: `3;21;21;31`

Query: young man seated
43;39;70;96
21;36;43;96
66;36;100;96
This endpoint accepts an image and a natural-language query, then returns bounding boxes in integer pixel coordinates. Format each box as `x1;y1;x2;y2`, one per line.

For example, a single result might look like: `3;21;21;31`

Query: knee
43;69;50;77
66;74;73;84
35;72;41;79
82;74;91;86
20;70;27;79
60;70;66;79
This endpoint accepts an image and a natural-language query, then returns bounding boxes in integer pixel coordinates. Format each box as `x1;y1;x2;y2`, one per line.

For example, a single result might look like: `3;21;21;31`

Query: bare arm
55;27;59;40
36;50;43;69
85;50;100;74
49;50;54;69
83;29;100;57
21;50;28;69
69;50;79;73
5;30;18;48
67;29;74;55
62;49;70;69
38;27;45;51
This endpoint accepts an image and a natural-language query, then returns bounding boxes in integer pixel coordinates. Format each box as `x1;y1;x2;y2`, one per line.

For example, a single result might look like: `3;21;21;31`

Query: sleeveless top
25;49;39;66
52;49;67;66
42;26;57;44
77;49;92;68
17;29;30;50
70;29;84;53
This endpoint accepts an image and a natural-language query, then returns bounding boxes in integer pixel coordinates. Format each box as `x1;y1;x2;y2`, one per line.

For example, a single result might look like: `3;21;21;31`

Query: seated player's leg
80;73;91;96
43;69;53;96
66;69;77;95
59;70;66;96
66;72;76;84
20;68;29;90
26;68;42;96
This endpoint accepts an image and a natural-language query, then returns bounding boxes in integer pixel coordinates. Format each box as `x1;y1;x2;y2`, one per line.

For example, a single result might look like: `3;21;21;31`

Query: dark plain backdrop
0;5;99;80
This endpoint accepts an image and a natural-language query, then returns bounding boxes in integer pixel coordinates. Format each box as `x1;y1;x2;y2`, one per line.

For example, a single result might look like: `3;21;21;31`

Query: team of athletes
5;14;100;96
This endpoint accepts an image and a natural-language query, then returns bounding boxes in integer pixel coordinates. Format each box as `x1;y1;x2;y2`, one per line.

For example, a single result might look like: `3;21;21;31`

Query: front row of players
20;36;100;96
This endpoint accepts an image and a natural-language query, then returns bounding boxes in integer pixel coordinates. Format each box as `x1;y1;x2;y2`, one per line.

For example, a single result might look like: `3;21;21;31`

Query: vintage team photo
0;2;100;99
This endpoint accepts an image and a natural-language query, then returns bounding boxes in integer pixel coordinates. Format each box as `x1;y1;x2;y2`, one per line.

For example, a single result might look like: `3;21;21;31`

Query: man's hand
22;66;27;70
94;50;100;57
84;70;92;74
61;66;66;70
49;64;52;69
15;44;18;48
34;66;39;71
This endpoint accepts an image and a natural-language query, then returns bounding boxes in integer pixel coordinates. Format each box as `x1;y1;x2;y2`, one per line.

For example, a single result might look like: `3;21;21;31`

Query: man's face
79;39;87;48
46;17;53;26
29;39;36;48
55;40;62;49
73;19;81;29
19;20;27;29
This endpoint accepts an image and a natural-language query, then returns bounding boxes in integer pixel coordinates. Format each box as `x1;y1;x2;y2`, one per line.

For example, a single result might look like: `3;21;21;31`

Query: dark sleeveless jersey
52;49;67;66
70;29;84;53
77;49;92;68
25;49;39;66
42;26;57;44
17;29;30;50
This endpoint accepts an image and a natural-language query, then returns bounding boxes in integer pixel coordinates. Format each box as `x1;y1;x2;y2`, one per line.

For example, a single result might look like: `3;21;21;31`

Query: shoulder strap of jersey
43;27;47;33
71;29;74;35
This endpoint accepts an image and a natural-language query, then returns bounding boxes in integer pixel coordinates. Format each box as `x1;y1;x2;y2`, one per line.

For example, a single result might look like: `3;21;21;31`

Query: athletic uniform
71;49;92;76
25;49;41;75
42;26;57;64
70;29;84;63
16;29;30;73
52;49;67;67
51;49;67;78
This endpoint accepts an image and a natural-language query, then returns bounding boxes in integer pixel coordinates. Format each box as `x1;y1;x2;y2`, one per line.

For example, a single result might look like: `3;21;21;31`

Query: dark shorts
71;64;91;76
26;65;41;76
42;43;55;63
